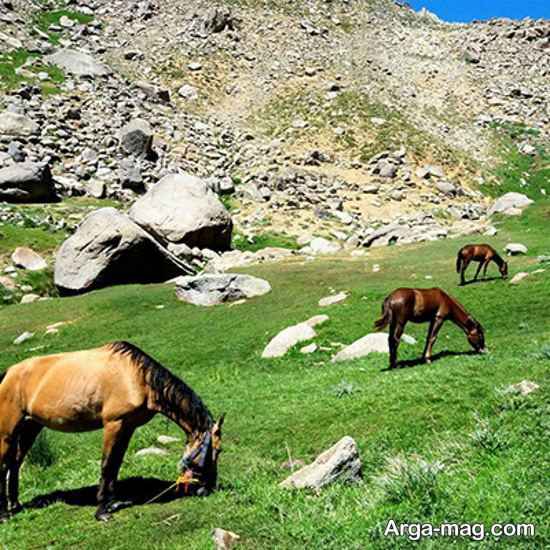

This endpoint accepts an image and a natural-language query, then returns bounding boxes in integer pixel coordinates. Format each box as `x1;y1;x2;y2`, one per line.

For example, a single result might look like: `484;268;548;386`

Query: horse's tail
456;251;463;274
374;298;392;331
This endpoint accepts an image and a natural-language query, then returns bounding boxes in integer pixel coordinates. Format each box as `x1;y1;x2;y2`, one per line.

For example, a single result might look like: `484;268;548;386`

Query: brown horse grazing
0;341;224;522
456;244;508;286
374;288;486;369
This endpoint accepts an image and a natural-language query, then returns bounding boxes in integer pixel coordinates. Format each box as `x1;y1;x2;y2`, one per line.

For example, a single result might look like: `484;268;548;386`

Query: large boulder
129;173;233;251
54;208;193;295
0;111;39;137
488;192;533;216
175;273;271;306
44;49;111;78
0;163;57;203
119;119;154;158
280;436;362;490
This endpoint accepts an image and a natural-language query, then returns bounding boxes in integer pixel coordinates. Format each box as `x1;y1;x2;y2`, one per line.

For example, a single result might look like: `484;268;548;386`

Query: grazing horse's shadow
461;276;501;286
383;350;480;371
26;477;182;510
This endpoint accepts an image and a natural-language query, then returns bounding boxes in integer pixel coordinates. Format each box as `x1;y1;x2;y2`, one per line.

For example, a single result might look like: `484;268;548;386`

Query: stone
280;436;362;490
331;332;414;362
157;435;180;445
11;247;47;271
20;293;40;304
54;208;192;295
0;276;17;291
119;119;154;158
175;273;271;306
178;84;199;100
488;193;533;216
13;331;34;345
0;111;39;137
262;315;329;358
301;238;341;255
44;49;111;78
129;173;232;251
135;446;169;458
510;272;529;285
319;291;348;307
87;180;106;199
505;243;528;255
300;343;318;354
212;528;240;550
0;163;56;203
508;380;540;396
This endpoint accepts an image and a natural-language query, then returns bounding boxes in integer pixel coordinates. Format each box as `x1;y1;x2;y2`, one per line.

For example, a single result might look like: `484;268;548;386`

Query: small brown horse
0;341;224;522
456;244;508;285
374;288;486;369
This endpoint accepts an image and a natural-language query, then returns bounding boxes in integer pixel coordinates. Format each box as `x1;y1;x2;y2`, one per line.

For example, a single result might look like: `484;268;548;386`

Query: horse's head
179;415;224;496
466;318;486;353
500;261;509;279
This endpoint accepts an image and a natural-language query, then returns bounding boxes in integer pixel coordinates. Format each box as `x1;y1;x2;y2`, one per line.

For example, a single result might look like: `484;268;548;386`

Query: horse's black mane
109;341;213;433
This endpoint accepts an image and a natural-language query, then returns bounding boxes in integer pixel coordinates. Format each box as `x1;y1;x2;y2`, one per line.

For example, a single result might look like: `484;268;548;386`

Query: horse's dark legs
423;316;444;363
473;261;483;281
460;259;471;285
0;411;23;522
96;421;134;522
389;320;405;369
482;260;491;279
7;420;43;514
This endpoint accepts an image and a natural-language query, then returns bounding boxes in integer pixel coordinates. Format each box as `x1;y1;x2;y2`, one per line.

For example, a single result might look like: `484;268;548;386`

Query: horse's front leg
473;261;483;281
0;436;15;522
460;259;471;286
96;421;134;522
482;260;490;279
7;420;43;515
424;317;444;363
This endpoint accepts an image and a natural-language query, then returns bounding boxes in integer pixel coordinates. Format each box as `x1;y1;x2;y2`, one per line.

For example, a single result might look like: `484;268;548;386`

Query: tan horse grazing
456;244;508;286
374;288;486;369
0;341;224;522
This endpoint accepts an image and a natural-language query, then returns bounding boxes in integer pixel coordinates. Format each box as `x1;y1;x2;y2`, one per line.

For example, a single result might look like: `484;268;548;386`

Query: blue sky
408;1;550;23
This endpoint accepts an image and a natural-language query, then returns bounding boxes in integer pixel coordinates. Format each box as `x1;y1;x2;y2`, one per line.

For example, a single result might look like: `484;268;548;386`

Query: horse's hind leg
389;320;404;369
96;421;134;522
482;260;490;279
424;317;444;363
7;420;43;514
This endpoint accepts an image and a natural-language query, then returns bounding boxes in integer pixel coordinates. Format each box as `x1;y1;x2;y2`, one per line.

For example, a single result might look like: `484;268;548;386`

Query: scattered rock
157;435;180;445
505;243;528;255
488;193;533;216
507;380;540;396
331;333;415;362
510;272;529;285
13;331;34;345
319;291;348;307
0;163;56;203
0;111;39;137
45;49;111;78
262;315;329;358
119;119;154;158
301;237;341;256
280;436;362;490
212;528;240;550
300;343;318;354
175;273;271;306
20;293;40;304
11;247;47;271
135;446;169;458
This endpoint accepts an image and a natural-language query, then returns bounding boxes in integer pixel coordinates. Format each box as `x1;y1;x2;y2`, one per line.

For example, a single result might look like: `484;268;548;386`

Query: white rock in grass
212;528;240;550
20;293;40;304
510;272;529;285
280;436;362;490
331;333;415;363
508;380;540;396
13;331;34;345
300;343;318;354
157;435;180;445
262;315;329;358
11;247;47;271
135;446;169;458
319;291;348;307
505;243;528;255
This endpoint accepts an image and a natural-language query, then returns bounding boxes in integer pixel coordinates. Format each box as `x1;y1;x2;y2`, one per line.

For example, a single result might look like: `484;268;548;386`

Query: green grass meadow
0;204;549;548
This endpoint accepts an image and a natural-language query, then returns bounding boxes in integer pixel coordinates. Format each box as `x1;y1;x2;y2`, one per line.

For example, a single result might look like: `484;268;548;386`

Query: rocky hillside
1;0;548;256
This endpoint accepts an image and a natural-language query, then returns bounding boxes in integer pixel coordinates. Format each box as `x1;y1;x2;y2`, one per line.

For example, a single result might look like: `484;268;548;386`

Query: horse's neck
448;299;470;332
492;253;504;267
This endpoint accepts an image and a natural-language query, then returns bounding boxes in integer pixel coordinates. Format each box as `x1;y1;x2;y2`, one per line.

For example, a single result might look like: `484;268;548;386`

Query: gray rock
20;293;40;304
11;247;47;271
262;315;329;358
44;49;111;78
507;380;539;396
135;446;169;458
331;332;415;362
301;237;341;255
510;272;529;284
488;193;533;216
55;208;192;295
178;84;199;100
0;111;39;137
14;331;34;345
280;436;362;490
0;163;56;203
505;243;528;255
319;291;348;307
300;343;318;354
119;119;154;158
212;528;240;550
129;173;232;251
174;273;271;306
87;180;106;199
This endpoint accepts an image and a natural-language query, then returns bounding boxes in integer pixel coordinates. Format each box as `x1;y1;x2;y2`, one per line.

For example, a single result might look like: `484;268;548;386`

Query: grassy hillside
0;203;549;549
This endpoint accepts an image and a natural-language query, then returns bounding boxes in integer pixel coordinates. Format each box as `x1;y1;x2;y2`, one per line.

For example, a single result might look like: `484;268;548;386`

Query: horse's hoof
8;503;22;515
95;510;112;522
107;500;132;513
0;511;10;523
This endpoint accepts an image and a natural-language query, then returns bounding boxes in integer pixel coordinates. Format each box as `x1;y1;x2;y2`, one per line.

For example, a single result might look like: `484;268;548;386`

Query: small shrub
330;379;357;398
470;413;506;452
374;454;445;507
